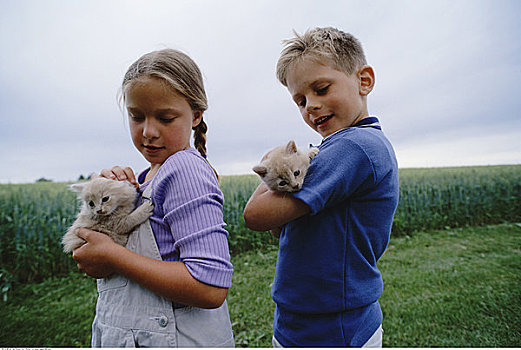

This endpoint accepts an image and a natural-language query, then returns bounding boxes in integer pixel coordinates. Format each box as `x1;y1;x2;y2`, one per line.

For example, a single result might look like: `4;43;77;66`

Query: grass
1;165;520;288
1;223;520;347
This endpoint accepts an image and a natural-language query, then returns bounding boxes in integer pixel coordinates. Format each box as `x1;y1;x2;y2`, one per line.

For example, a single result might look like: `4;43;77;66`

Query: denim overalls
91;181;235;347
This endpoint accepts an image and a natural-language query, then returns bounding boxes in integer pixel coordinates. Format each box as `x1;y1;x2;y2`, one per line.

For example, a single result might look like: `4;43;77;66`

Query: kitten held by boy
62;177;153;252
253;140;319;193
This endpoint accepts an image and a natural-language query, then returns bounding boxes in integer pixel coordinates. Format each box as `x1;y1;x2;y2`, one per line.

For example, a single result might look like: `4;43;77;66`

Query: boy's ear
358;65;375;96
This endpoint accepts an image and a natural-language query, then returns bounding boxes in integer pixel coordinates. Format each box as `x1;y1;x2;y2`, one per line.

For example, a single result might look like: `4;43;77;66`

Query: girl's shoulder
158;147;214;179
154;147;220;196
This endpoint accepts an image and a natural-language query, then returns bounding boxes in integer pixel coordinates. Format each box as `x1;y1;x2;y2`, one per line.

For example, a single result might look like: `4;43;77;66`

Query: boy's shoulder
318;125;397;175
321;126;391;155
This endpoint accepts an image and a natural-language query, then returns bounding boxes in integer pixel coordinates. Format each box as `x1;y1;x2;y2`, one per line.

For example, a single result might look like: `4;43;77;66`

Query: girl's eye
297;97;306;108
102;196;109;202
129;115;144;122
89;201;95;207
279;180;288;187
294;170;300;177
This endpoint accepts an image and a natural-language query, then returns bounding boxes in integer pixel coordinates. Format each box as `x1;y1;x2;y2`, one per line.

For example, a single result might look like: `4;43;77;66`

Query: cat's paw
138;200;154;218
62;228;86;253
308;147;319;160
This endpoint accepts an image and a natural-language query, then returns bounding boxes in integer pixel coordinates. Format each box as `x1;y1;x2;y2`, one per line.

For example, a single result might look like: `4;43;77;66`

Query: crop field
0;164;520;346
1;164;520;293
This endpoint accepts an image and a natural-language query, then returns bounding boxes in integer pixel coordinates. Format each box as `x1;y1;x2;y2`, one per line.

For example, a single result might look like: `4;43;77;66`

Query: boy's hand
95;166;139;188
72;228;121;278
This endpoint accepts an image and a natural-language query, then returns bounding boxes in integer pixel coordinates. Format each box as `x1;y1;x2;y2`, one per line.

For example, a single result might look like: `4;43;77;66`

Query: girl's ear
192;110;203;128
358;65;375;96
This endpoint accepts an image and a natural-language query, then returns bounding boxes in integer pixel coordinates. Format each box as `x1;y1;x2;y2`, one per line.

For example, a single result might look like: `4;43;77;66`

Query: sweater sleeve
154;150;233;288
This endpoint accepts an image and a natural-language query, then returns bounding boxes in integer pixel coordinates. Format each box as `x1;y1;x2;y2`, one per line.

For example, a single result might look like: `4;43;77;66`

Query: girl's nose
143;119;159;139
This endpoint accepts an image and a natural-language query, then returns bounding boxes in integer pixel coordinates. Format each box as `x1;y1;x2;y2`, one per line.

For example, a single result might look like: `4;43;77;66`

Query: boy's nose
306;99;321;112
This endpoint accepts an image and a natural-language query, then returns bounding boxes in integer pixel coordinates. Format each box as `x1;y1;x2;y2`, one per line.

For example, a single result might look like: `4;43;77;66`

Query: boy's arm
243;182;311;232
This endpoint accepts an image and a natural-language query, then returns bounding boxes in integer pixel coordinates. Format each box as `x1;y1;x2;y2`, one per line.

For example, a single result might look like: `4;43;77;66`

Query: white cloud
1;0;520;183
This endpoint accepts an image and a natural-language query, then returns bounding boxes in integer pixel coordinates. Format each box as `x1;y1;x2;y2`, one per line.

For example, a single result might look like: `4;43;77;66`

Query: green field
0;165;520;346
1;224;520;347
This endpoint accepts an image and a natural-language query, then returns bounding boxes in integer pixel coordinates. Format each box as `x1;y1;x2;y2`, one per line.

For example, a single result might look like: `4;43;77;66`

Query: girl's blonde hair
276;27;367;86
121;49;218;178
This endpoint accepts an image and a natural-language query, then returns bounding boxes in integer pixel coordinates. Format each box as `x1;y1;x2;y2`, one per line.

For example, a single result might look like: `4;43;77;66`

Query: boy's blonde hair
121;49;217;177
276;27;367;86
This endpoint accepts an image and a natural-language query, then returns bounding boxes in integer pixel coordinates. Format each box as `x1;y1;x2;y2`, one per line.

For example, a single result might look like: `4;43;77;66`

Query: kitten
62;177;154;253
253;140;319;193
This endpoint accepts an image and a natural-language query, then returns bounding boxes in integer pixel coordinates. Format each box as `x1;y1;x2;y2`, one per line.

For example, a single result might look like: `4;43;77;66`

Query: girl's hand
72;228;121;278
95;166;139;188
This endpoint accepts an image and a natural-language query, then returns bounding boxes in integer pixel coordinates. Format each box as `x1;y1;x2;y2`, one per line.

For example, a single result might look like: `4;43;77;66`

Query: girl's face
125;76;202;169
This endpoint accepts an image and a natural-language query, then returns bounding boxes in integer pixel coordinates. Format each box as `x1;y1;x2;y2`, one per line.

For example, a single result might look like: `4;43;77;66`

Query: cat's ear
69;183;85;192
285;140;297;154
252;165;268;177
308;147;319;161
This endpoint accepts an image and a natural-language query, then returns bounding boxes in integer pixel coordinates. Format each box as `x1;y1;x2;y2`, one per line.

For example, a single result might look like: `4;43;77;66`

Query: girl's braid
193;118;219;181
193;119;208;158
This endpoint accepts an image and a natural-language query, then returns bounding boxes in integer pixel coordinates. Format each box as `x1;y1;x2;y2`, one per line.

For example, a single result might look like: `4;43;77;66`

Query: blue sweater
271;118;399;347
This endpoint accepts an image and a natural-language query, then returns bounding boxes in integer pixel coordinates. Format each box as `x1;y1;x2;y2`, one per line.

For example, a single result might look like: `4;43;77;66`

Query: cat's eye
89;201;95;207
279;180;288;187
294;170;300;177
102;196;109;202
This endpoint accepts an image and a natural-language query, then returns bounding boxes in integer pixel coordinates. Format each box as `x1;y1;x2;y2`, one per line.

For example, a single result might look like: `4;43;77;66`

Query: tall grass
0;183;78;285
394;165;521;235
0;165;520;291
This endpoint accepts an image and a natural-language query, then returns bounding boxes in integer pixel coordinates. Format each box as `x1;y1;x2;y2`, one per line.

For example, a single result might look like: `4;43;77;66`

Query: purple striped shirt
137;147;233;288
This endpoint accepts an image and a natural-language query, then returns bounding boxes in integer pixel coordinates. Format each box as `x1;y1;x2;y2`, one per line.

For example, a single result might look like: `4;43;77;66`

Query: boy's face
286;58;371;138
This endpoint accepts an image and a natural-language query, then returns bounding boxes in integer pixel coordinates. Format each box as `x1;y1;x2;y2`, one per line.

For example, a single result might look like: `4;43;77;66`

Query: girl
72;49;235;347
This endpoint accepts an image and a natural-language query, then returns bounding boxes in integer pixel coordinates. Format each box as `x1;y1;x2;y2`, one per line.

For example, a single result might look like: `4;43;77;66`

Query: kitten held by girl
72;49;234;347
62;177;153;252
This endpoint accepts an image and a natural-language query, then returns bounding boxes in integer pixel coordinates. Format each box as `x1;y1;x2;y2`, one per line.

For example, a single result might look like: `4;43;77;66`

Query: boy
244;27;399;347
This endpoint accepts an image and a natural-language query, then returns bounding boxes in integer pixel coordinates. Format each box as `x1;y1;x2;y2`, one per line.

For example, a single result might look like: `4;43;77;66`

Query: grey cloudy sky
1;0;520;183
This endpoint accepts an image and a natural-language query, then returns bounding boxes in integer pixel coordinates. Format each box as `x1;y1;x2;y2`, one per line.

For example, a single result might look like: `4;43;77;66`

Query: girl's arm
243;182;311;232
73;228;227;309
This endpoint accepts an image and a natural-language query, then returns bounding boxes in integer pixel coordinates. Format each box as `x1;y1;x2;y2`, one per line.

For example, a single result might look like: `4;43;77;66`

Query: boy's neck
321;115;378;142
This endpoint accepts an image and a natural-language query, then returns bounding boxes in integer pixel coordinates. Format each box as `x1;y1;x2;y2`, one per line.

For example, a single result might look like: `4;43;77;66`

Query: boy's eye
159;117;175;123
89;201;95;207
294;170;300;177
279;180;288;186
102;196;109;202
316;85;329;95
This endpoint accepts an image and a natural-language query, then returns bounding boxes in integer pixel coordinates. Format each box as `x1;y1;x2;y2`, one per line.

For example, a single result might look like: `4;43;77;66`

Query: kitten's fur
62;178;154;253
253;140;319;193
